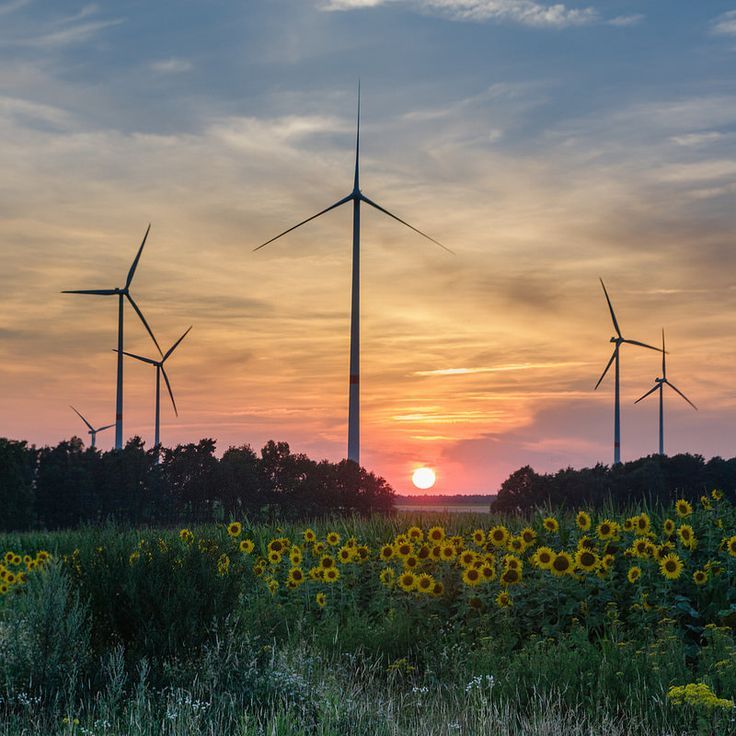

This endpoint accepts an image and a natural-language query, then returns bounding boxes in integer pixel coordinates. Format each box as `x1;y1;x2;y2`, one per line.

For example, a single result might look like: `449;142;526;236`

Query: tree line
493;453;736;512
0;437;396;532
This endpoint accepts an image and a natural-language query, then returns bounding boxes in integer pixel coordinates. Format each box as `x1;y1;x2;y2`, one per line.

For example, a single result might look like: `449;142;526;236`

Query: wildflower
129;551;140;565
667;682;733;710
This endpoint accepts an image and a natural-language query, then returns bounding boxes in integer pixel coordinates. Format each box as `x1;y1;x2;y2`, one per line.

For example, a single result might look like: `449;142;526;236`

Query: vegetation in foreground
1;496;736;735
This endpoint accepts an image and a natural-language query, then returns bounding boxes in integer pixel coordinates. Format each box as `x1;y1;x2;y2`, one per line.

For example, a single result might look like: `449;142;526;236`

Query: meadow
1;496;736;735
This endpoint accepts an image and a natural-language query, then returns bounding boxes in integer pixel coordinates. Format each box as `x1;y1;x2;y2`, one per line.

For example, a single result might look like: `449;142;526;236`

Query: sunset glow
412;467;437;490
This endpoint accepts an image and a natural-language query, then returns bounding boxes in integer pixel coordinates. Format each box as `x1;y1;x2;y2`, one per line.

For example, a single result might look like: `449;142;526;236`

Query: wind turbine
594;279;663;465
634;329;696;455
117;326;191;450
254;85;452;465
70;406;114;449
63;225;161;450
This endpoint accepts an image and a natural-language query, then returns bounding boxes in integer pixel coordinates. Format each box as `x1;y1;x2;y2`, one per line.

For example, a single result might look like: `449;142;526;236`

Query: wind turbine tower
70;406;115;449
634;329;697;455
63;225;161;449
255;85;451;465
595;279;663;465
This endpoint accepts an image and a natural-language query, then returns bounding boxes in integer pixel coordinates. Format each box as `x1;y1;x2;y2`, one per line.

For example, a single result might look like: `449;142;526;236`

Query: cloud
607;14;644;27
151;58;193;74
0;0;29;15
414;362;589;376
712;10;736;36
670;131;724;147
321;0;598;28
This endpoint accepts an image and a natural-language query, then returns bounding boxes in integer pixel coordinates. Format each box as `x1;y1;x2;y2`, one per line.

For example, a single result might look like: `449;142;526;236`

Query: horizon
1;1;736;494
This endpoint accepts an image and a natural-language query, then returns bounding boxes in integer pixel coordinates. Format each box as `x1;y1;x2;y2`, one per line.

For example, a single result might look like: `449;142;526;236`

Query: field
2;497;736;735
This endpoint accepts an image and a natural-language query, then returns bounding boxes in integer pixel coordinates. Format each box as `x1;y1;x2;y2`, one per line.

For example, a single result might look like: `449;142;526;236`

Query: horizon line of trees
0;436;396;532
493;453;736;512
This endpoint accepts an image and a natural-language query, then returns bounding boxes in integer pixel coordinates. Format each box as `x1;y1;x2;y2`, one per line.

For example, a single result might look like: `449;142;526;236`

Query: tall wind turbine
63;225;161;450
70;406;114;449
117;326;191;450
634;329;697;455
594;279;663;465
254;85;451;465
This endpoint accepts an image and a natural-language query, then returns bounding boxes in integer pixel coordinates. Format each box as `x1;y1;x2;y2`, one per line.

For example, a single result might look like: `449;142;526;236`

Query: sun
412;467;436;490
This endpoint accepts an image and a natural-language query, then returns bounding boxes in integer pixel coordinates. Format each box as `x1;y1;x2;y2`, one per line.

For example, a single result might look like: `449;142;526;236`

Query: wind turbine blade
599;278;621;337
62;289;117;295
360;194;454;254
665;380;698;410
125;223;151;289
163;325;192;362
96;424;116;432
70;405;94;431
115;348;158;366
354;80;361;191
253;195;352;252
161;365;178;417
661;328;666;378
125;294;163;355
594;350;616;390
634;384;659;404
623;338;663;352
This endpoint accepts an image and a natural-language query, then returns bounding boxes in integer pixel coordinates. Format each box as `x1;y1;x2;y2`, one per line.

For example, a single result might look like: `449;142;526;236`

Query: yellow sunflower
533;546;555;569
662;518;675;536
471;529;486;546
326;532;341;546
634;513;651;534
596;519;618;540
495;591;512;608
324;567;340;583
379;567;395;586
575;511;591;531
711;489;724;501
725;536;736;558
575;549;599;573
677;525;696;549
627;566;642;583
407;526;424;541
488;526;509;547
303;528;317;543
398;571;417;591
675;499;692;518
226;522;242;538
287;568;305;585
379;544;394;561
240;539;255;554
320;554;336;570
550;552;573;576
543;517;559;533
316;592;327;608
693;569;708;586
459;550;477;567
427;526;445;543
462;567;482;586
520;527;537;545
500;567;522;586
480;564;496;582
659;553;684;580
416;573;434;593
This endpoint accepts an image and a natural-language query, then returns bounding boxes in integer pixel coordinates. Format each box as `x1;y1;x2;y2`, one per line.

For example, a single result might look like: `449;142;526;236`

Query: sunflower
287;568;305;585
635;514;651;534
507;536;526;554
3;552;13;564
632;538;653;558
379;567;395;587
488;526;509;547
675;499;693;518
379;544;394;561
543;517;559;533
599;520;620;540
726;536;736;558
240;539;255;554
407;526;424;542
575;511;592;531
268;539;284;554
700;495;713;510
577;535;595;550
316;592;327;608
395;542;414;559
417;545;431;560
623;517;634;532
459;550;477;567
404;555;419;570
253;563;265;577
575;549;599;572
303;528;317;543
660;553;684;580
495;591;512;608
324;567;340;583
533;546;555;569
503;554;522;571
179;528;193;542
500;567;522;586
430;545;443;560
600;553;615;571
480;564;496;582
677;525;696;548
267;550;282;565
226;522;242;538
432;581;445;596
267;579;279;594
416;573;434;593
321;555;337;571
627;566;642;583
309;566;323;580
520;527;537;545
693;569;708;586
398;571;417;591
440;543;456;561
338;547;354;564
427;526;445;543
356;545;370;562
313;542;326;555
326;532;341;546
471;529;486;546
711;489;724;501
462;567;482;586
550;552;573;576
0;584;7;595
662;518;675;536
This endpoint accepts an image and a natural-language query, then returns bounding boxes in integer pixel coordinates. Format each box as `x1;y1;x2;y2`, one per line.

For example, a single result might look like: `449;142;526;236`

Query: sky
0;0;735;493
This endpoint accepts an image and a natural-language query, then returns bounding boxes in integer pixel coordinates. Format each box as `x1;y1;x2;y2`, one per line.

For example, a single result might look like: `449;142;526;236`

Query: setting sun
411;467;436;490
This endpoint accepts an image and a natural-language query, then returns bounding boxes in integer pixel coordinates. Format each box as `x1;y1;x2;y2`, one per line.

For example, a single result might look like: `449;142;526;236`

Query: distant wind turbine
594;279;663;465
117;326;191;450
634;329;696;456
63;225;161;450
254;84;452;465
70;406;114;449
